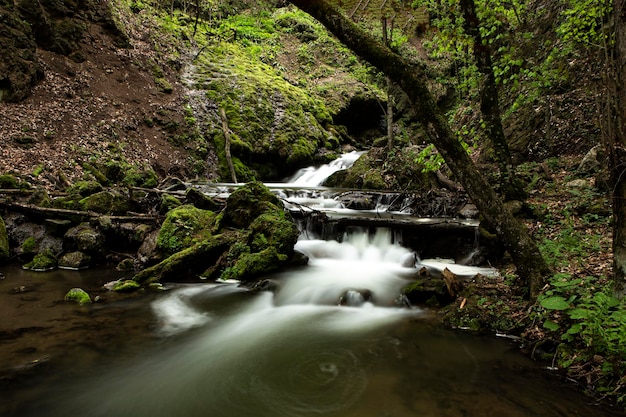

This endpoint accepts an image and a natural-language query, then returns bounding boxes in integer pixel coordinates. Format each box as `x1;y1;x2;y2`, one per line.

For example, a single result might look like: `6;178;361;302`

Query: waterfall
286;150;365;186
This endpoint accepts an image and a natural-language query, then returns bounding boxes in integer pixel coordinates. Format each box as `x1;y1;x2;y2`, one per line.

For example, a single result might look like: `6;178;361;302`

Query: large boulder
221;181;283;229
156;205;216;257
64;223;105;254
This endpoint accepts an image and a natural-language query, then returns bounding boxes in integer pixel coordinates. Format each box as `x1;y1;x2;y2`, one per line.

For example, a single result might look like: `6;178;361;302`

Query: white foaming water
287;151;364;186
151;285;212;336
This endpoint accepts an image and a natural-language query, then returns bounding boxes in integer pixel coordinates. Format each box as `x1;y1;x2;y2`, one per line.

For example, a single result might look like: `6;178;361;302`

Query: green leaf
567;308;590;320
543;320;560;331
540;296;570;310
565;323;583;335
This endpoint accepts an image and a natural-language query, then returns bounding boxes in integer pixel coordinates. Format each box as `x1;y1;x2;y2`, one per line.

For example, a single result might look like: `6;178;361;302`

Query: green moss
23;248;57;271
249;211;298;254
221;247;285;282
112;279;141;292
155;77;173;93
27;188;52;207
21;236;37;255
122;166;158;188
82;162;110;186
0;215;9;261
222;181;282;229
64;288;92;305
79;190;132;214
0;174;30;189
160;193;182;213
67;180;103;197
193;37;334;178
156;205;216;256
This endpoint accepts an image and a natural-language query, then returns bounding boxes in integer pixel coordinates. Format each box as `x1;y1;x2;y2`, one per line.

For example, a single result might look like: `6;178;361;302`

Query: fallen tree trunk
0;201;157;223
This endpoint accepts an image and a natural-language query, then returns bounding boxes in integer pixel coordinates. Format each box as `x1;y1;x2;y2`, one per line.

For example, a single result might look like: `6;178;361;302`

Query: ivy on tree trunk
459;0;525;201
289;0;551;298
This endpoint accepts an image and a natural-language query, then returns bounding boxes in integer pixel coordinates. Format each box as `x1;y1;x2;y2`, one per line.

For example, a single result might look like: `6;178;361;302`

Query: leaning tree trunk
459;0;523;200
610;0;626;296
289;0;551;298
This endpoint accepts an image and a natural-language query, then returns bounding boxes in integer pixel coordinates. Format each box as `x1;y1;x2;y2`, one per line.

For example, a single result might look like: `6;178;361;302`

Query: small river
1;153;623;416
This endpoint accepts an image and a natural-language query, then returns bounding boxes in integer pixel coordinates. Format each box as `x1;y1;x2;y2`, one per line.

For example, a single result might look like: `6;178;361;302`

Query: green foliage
536;274;626;361
556;0;612;48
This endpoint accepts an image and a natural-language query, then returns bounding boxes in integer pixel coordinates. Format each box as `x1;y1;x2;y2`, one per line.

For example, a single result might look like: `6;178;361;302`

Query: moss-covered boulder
0;174;30;189
79;189;133;214
23;248;57;271
26;188;52;207
249;211;299;254
64;288;91;305
325;146;435;191
221;247;286;281
0;215;9;261
221;182;283;229
156;205;216;256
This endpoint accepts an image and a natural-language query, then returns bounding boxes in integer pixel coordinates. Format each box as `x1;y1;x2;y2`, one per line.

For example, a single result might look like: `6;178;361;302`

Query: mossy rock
185;188;220;211
64;223;104;253
221;247;286;282
122;166;158;188
249;211;298;254
222;182;282;229
116;258;135;271
23;248;57;271
0;215;9;261
159;193;182;213
58;251;92;270
112;279;141;292
20;236;37;257
26;188;52;207
0;174;30;189
66;180;103;197
156;205;216;256
79;189;133;214
64;288;92;305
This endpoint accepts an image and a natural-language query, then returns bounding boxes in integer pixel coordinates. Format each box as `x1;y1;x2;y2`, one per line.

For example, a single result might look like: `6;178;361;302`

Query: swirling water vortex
212;344;368;417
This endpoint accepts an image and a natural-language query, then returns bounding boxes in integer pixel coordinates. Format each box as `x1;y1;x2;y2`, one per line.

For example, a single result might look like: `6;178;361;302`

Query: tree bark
382;17;394;152
459;0;522;200
289;0;551;298
610;0;626;296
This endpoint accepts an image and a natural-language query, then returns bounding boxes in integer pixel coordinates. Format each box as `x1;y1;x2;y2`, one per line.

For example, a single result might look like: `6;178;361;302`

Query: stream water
1;154;624;416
